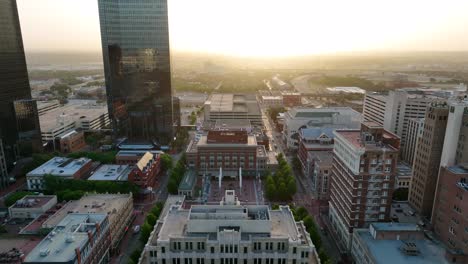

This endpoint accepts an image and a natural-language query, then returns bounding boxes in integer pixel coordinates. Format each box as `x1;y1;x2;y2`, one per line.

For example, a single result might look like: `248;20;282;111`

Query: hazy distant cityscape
1;0;468;264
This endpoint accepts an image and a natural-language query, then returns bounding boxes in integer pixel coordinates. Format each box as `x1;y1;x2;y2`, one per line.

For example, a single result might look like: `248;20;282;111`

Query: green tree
146;213;157;226
4;191;34;207
160;154;173;171
140;222;152;243
130;247;143;263
296;207;309;221
286;177;297;198
319;248;330;263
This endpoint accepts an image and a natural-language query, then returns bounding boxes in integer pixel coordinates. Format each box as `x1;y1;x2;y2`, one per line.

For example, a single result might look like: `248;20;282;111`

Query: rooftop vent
401;242;420;256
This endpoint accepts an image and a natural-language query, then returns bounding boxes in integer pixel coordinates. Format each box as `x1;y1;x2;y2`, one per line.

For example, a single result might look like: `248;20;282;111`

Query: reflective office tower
98;0;174;144
0;0;42;188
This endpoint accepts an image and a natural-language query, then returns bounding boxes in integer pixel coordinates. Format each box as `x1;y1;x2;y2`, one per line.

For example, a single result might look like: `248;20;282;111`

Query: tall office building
363;89;444;159
401;118;424;165
0;0;42;187
98;0;174;144
408;103;448;217
329;122;400;251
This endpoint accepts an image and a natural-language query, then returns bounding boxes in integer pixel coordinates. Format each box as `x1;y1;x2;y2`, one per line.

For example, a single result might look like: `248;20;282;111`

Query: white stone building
140;191;319;264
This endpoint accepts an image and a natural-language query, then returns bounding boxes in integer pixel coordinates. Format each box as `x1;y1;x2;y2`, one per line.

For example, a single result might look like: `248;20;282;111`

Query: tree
319;248;330;263
4;191;34;207
167;178;179;194
296;207;309;221
160;154;173;171
286;177;297;198
130;247;143;263
140;222;152;243
302;215;317;230
146;213;157;226
308;227;322;250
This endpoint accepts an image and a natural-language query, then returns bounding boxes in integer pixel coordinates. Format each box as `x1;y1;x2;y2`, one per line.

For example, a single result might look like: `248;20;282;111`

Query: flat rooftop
335;130;399;152
42;193;132;228
10;195;56;209
87;164;131;181
289;107;360;119
116;150;163;158
39;100;108;133
397;162;412;177
195;134;257;148
207;94;261;115
178;170;197;191
355;228;448;264
26;157;92;177
371;222;420;232
24;213;107;263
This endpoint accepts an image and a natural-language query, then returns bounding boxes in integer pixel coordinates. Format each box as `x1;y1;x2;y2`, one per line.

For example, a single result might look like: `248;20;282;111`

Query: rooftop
39;100;108;133
10;195;57;209
300;127;336;140
288;107;360;119
26;157;92;178
24;213;107;263
335;128;400;152
397;162;412;178
87;164;131;181
206;93;260;115
42;193;132;228
178;169;197;191
136;152;155;172
156;191;310;245
371;222;420;232
355;228;448;264
116;150;163;158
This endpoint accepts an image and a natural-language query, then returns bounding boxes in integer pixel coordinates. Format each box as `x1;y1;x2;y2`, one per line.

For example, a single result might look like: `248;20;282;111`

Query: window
211;247;215;253
293;247;297;254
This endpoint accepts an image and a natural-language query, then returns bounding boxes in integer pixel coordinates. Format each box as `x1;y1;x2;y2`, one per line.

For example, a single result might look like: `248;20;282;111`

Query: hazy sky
17;0;468;57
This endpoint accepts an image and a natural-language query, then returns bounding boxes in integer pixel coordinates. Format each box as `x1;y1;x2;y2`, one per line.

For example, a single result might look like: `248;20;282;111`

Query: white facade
362;93;386;126
141;191;319;264
283;107;361;149
204;94;263;126
261;96;283;108
439;98;468;167
364;90;444;151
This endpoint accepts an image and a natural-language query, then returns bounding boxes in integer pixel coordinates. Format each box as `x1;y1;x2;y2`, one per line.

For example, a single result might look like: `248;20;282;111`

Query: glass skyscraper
98;0;174;144
0;0;42;187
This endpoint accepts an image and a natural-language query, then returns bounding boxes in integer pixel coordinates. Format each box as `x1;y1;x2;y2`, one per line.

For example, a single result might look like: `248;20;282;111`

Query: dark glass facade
98;0;175;144
0;0;41;184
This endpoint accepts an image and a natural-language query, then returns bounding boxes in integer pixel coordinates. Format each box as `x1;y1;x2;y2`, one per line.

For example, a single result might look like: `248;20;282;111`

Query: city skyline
16;0;468;57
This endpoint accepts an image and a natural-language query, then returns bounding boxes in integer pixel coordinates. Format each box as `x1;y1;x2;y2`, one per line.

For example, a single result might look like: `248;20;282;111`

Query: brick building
186;130;268;177
281;92;301;107
408;103;448;217
128;151;161;188
54;130;86;153
432;166;468;263
329;122;400;251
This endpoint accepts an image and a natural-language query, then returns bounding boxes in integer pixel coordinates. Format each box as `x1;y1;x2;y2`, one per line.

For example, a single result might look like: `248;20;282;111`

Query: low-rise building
24;213;111;264
140;190;319;264
39;100;110;143
115;150;164;165
8;195;57;219
260;95;283;108
53;130;86;153
87;164;132;182
178;169;197;198
351;223;450;264
281;92;301;107
297;127;335;177
283;107;361;149
186;130;268;177
41;193;133;254
204;94;263;126
128;151;161;188
395;163;412;190
310;151;333;201
26;157;93;190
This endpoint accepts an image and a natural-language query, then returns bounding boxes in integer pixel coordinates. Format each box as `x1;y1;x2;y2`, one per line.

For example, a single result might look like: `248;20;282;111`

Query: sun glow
17;0;468;56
